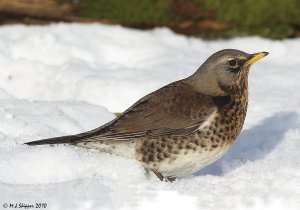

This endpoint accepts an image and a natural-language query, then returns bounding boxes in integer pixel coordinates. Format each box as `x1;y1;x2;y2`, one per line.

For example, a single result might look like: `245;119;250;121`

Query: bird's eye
228;59;239;68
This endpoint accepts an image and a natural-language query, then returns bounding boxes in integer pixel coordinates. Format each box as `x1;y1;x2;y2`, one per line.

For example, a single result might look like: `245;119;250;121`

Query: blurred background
0;0;300;39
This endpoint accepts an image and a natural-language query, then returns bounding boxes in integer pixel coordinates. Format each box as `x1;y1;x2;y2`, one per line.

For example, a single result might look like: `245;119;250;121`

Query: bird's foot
165;176;177;182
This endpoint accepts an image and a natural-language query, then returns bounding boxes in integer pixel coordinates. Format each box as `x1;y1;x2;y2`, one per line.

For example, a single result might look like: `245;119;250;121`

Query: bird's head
188;49;268;96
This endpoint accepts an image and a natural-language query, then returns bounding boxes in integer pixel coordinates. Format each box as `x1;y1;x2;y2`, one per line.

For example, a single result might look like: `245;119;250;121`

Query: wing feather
76;80;216;142
25;80;217;146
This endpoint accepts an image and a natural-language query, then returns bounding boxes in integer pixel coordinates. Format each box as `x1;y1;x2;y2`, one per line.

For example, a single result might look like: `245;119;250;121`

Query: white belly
157;146;229;178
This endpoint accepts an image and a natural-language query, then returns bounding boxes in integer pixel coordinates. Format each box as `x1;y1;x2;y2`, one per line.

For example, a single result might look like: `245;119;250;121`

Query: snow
0;23;300;210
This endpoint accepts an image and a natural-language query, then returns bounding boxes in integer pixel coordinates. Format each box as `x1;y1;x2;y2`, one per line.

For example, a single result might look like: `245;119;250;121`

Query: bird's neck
216;75;249;105
214;82;249;144
184;76;228;96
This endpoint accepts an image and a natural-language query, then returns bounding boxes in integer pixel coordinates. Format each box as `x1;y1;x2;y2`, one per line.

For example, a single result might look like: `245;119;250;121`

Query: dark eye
228;59;239;68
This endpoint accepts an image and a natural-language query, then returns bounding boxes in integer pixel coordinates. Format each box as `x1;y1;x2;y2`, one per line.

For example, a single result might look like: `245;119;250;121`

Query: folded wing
25;80;217;145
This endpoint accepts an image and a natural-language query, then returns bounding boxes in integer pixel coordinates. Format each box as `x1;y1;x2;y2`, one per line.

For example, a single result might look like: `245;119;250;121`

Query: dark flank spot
195;140;201;145
149;147;155;153
210;137;214;141
212;145;218;148
207;131;211;135
161;142;166;148
184;151;188;155
148;153;154;162
186;144;192;149
150;142;155;148
153;163;157;167
201;144;207;148
157;147;163;153
167;143;173;149
164;152;170;158
173;150;179;154
225;126;230;131
142;156;147;162
231;125;235;131
219;129;224;133
112;145;116;149
193;147;197;151
157;153;164;160
222;136;226;141
179;143;184;149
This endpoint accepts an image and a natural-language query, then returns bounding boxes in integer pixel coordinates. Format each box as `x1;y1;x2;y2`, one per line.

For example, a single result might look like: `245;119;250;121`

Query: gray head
187;49;268;96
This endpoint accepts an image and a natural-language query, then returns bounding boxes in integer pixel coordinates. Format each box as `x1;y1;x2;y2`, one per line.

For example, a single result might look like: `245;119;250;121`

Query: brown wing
25;80;217;146
81;80;217;141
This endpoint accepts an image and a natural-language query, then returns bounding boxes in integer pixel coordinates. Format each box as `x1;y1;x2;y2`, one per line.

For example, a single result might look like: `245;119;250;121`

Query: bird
25;49;268;182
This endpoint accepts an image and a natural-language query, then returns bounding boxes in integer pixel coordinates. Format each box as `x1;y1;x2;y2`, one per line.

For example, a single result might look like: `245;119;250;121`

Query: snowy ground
0;23;300;210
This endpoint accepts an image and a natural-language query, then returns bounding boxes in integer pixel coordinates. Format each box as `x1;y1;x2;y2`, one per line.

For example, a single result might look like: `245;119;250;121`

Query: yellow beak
246;51;269;65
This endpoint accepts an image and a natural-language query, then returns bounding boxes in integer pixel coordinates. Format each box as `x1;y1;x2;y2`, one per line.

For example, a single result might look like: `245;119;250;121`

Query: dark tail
25;123;108;146
25;134;83;146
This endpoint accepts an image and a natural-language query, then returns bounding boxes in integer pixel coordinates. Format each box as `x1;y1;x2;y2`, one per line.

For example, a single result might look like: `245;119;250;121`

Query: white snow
0;23;300;210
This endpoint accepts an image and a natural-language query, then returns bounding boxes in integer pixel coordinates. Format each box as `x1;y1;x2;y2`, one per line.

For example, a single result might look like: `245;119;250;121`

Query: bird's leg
151;170;177;182
152;170;165;181
145;168;165;181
